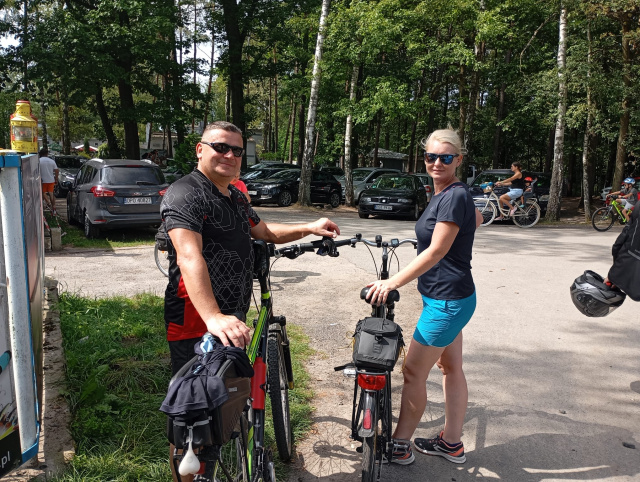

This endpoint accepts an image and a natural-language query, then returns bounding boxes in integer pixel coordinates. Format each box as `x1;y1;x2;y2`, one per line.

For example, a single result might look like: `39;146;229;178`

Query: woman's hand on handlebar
204;313;251;348
308;217;340;238
366;278;398;306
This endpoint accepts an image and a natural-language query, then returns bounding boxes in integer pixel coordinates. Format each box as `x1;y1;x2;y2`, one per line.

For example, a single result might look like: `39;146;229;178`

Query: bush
173;133;200;174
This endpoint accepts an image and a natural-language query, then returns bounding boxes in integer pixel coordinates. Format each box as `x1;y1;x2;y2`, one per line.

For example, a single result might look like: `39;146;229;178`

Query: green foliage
172;133;200;174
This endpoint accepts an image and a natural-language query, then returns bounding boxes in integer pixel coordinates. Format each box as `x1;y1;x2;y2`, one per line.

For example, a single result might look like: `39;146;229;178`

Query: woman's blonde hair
420;127;467;156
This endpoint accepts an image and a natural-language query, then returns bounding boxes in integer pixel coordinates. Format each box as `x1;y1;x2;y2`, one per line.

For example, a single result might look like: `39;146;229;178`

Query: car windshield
373;176;413;190
102;166;164;185
243;169;273;180
269;170;299;180
351;170;373;182
56;157;84;169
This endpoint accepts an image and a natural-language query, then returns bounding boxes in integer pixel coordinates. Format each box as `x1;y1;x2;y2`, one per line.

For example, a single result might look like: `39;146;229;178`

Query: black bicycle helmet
570;270;626;317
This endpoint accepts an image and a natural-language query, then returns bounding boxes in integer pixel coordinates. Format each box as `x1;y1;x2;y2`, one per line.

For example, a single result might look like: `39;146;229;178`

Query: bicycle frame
475;184;541;228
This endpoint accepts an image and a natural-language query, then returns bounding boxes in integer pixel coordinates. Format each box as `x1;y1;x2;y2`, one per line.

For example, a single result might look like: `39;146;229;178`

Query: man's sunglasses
201;141;244;157
425;152;459;165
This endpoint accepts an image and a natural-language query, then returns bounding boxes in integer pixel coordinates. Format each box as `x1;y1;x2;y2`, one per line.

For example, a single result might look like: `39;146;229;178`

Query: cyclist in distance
607;178;637;223
494;161;525;221
159;120;340;482
366;128;482;466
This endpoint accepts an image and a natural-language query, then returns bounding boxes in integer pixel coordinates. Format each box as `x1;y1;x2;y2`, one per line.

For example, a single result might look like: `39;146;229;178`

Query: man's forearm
258;222;314;244
178;255;222;322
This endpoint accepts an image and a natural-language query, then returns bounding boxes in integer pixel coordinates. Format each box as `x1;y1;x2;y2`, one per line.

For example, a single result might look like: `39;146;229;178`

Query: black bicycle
168;236;351;481
334;235;417;482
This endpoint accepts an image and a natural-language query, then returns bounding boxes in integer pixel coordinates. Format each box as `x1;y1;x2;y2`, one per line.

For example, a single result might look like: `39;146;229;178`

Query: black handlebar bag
352;317;404;371
162;345;253;450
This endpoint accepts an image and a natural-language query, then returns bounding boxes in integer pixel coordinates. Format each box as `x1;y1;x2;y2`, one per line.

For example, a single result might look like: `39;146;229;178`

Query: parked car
240;167;289;182
358;174;428;220
413;173;434;203
53;155;86;198
67;159;168;238
319;166;345;179
468;169;551;213
246;169;341;207
248;161;299;170
338;167;401;204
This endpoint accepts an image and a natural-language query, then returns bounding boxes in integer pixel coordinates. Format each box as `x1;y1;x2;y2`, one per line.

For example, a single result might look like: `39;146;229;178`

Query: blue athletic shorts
413;292;476;347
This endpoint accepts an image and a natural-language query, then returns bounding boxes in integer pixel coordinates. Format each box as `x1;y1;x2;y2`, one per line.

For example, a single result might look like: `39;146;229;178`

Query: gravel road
45;205;640;482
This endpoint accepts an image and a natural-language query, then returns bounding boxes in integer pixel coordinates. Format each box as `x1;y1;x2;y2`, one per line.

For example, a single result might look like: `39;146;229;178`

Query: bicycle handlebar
270;235;417;260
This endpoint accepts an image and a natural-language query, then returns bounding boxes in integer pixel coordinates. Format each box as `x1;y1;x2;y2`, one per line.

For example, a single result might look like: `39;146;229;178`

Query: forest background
0;0;638;220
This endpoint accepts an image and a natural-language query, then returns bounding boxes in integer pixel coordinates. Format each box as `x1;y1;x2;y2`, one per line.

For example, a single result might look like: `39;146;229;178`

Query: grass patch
52;293;314;481
58;215;156;249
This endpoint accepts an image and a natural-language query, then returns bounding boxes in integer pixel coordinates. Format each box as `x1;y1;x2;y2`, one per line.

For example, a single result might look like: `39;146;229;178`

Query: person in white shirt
39;148;59;214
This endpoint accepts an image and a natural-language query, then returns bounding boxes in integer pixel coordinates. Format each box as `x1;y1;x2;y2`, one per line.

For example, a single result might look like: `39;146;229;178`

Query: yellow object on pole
10;100;38;154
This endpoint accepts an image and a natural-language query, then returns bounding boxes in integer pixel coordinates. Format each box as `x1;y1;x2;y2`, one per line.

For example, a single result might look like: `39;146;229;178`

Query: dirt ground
13;196;639;481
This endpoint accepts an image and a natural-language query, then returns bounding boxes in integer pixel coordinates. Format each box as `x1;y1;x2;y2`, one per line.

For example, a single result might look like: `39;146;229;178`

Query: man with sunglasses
160;121;340;481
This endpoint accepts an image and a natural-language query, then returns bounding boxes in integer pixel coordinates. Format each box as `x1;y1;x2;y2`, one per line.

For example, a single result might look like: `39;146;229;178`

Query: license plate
124;197;152;205
374;204;393;211
248;191;257;196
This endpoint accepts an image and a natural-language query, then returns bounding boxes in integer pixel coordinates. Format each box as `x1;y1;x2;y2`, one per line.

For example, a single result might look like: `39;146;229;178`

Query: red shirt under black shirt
160;169;261;342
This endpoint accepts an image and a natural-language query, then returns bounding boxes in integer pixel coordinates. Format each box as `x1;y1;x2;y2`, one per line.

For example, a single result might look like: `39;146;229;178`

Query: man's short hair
39;148;48;156
202;121;243;138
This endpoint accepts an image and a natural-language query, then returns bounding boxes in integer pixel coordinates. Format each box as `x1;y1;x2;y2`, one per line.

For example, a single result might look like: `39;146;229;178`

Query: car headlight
398;198;412;203
361;197;371;202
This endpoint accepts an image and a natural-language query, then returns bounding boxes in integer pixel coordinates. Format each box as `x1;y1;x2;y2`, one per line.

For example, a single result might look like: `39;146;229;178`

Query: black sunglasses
201;141;244;157
425;152;459;165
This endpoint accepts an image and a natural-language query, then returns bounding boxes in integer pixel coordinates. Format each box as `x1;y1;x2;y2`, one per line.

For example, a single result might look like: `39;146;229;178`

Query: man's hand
308;217;340;238
204;313;251;348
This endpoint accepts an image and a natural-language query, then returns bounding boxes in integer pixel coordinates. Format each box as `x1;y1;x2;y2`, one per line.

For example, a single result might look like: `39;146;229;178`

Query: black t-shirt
160;169;261;341
415;182;476;300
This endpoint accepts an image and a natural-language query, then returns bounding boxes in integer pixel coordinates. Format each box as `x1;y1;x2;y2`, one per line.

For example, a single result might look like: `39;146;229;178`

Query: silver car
338;168;401;204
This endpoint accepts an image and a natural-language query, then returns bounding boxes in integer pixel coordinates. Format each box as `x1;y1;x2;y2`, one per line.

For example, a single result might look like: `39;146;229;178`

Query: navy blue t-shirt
416;182;476;300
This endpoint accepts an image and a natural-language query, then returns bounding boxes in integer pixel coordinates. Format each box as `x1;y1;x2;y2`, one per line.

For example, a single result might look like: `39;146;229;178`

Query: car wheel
84;212;101;239
277;191;292;207
329;192;340;208
53;183;63;198
66;199;79;226
358;209;369;219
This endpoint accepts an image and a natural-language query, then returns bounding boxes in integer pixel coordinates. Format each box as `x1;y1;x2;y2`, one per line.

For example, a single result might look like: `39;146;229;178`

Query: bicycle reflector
357;373;386;390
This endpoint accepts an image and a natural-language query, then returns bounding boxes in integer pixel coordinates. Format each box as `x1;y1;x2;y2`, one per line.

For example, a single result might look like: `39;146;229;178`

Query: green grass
51;293;314;481
59;215;156;249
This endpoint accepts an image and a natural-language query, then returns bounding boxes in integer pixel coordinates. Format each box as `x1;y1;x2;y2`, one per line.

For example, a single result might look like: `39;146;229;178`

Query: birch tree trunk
545;4;568;221
299;0;331;206
344;63;359;206
582;23;593;223
613;16;632;190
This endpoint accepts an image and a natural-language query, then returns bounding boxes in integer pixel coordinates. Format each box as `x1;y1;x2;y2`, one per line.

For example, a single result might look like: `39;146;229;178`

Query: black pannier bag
155;228;170;251
352;317;404;371
163;350;253;449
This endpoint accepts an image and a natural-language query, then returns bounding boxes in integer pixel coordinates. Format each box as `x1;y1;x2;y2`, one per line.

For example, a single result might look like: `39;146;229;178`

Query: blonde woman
366;128;482;465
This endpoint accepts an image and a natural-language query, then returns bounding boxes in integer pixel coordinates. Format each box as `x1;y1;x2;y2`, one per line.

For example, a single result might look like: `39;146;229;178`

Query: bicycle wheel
155;243;170;277
476;199;496;226
592;206;616;232
512;200;541;228
361;401;378;482
267;332;293;461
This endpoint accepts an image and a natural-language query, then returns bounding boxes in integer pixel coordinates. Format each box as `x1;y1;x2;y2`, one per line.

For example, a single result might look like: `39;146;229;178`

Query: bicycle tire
155;244;170;277
512;200;541;228
267;333;293;461
592;206;616;232
476;199;496;226
361;402;378;482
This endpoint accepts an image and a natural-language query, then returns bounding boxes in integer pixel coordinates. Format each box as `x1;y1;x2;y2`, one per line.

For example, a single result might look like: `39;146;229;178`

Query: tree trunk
492;49;511;168
545;4;568;222
203;6;215;126
289;102;297;163
297;99;306;164
220;0;247;168
283;97;294;162
95;85;121;158
39;101;48;152
62;97;70;155
344;63;359;206
613;16;632;190
457;62;468;181
273;48;279;154
373;110;381;167
118;77;140;160
299;0;331;205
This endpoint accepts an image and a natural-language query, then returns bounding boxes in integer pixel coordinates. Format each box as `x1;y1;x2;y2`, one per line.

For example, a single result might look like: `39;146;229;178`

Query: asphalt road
44;205;640;481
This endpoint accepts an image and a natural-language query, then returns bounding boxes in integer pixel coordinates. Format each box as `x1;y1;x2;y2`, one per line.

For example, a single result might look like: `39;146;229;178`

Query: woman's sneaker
414;431;466;463
382;438;415;465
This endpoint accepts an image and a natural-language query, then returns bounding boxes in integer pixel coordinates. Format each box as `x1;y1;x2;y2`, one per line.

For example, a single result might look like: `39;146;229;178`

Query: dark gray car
67;159;168;238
